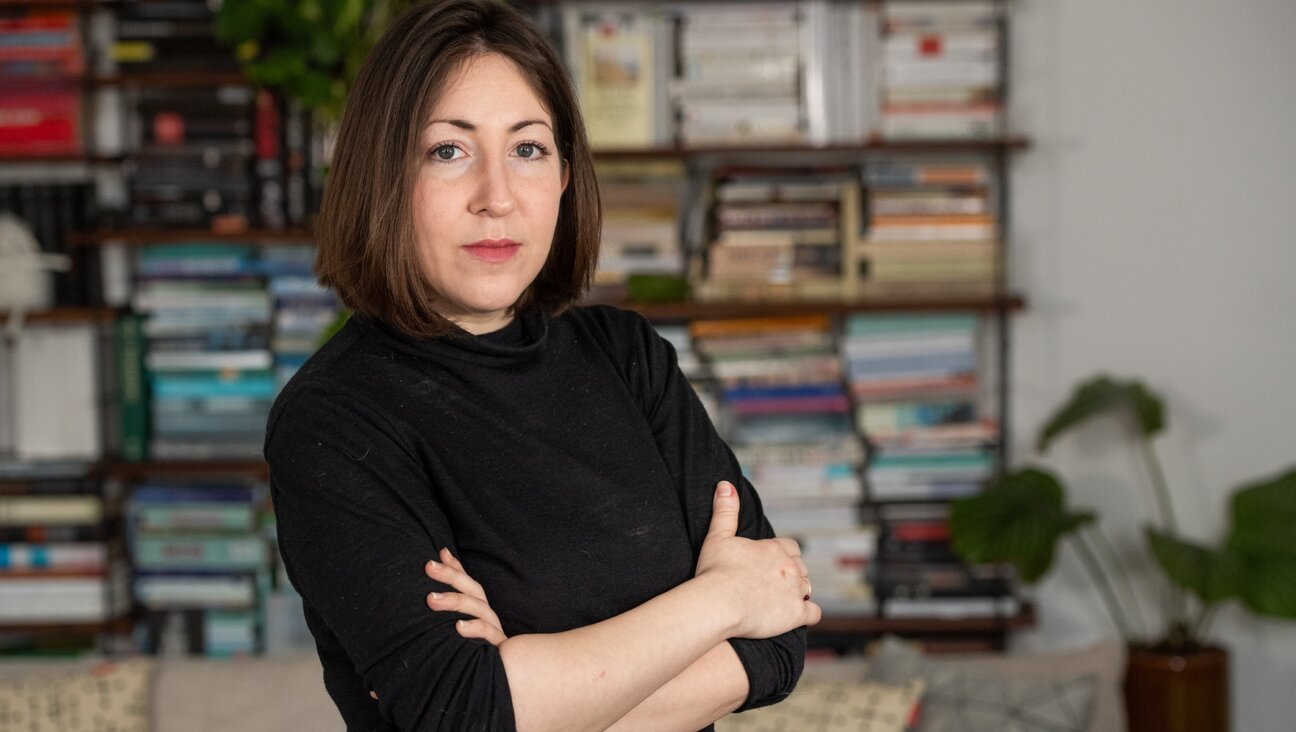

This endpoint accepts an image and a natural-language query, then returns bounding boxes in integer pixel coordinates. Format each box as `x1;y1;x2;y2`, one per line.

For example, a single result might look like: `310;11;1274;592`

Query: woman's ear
561;159;570;193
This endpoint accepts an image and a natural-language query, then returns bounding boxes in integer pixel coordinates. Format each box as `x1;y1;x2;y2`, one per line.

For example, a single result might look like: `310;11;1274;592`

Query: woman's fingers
425;551;488;601
455;617;507;646
426;589;500;624
426;590;508;645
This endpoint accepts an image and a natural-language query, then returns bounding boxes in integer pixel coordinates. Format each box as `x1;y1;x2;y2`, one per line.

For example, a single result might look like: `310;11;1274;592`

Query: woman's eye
430;144;462;161
517;143;537;158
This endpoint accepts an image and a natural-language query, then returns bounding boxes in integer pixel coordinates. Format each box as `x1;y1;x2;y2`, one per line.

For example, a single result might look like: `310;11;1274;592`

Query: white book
145;349;274;372
884;60;999;88
882;596;1020;620
13;324;101;461
883;31;998;60
135;574;257;608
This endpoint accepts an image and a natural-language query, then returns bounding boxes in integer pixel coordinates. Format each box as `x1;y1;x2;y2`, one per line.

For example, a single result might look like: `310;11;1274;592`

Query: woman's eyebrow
425;119;553;133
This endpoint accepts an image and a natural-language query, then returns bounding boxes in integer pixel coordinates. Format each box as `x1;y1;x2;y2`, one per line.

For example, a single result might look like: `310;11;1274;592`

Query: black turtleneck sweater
264;304;805;731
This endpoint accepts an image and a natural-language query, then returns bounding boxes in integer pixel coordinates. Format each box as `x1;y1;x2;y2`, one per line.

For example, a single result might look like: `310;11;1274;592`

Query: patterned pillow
717;678;924;732
869;638;1098;732
0;659;153;732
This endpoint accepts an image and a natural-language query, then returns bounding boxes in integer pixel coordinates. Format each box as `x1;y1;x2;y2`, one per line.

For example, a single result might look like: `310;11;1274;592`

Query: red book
0;84;82;156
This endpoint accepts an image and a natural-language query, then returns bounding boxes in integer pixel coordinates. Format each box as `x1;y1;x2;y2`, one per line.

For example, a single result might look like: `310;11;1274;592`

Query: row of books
667;312;1013;620
879;1;1004;140
693;160;1002;302
121;84;311;231
0;468;127;630
0;9;85;157
127;479;311;657
116;243;337;462
0;465;314;657
558;0;1004;149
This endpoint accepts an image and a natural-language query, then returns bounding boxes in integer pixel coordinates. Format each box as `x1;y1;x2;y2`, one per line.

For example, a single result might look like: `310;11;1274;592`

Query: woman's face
413;53;567;335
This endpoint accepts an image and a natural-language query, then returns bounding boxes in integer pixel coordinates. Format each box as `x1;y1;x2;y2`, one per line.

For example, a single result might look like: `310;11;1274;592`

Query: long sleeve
591;307;808;712
265;386;516;731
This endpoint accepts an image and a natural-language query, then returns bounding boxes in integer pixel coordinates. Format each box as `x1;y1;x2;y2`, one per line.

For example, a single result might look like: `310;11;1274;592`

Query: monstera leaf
1037;375;1165;452
1226;468;1296;618
950;467;1095;582
1146;468;1296;619
1146;528;1245;604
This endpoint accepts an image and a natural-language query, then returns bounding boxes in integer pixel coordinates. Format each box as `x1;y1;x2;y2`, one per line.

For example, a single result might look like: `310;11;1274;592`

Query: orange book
690;314;831;339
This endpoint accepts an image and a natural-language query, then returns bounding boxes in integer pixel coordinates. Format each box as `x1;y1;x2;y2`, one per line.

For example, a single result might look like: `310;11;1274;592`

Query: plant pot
1124;644;1229;732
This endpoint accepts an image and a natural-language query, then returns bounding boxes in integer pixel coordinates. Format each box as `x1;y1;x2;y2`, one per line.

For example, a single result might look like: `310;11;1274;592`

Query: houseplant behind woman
262;2;819;731
949;376;1296;732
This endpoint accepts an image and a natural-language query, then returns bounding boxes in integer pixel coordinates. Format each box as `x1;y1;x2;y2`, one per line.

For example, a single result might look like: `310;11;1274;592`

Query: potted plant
948;375;1296;732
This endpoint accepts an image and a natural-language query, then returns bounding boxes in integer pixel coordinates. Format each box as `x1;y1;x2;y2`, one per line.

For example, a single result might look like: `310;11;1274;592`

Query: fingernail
457;619;469;628
428;560;441;570
430;592;443;600
718;481;733;496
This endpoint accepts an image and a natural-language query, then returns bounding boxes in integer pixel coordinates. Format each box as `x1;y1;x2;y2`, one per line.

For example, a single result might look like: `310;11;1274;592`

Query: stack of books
0;467;128;628
128;481;270;657
858;158;999;296
558;1;886;149
674;3;805;146
132;244;274;461
878;1;1002;140
697;169;860;302
125;86;258;230
111;0;242;75
874;503;1016;621
592;161;687;300
0;8;84;158
691;315;874;614
263;246;338;389
844;314;996;504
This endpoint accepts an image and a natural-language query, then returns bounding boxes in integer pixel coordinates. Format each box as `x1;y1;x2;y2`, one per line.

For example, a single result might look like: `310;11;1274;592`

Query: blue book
848;352;977;377
723;384;845;401
131;485;257;504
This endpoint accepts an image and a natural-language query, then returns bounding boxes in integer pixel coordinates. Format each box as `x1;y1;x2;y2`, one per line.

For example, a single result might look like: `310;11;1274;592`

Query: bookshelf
1;0;1029;656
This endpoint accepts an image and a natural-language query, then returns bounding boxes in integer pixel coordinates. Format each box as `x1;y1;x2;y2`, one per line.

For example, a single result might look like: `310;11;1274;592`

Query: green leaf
1237;557;1296;618
1146;527;1244;604
1227;467;1296;558
1037;375;1165;452
949;467;1094;582
212;1;269;45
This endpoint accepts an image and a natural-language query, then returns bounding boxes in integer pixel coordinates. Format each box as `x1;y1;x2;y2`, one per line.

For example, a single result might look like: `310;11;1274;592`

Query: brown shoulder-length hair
315;0;601;338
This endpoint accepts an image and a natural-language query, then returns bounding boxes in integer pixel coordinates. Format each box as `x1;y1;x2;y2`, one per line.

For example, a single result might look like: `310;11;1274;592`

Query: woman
264;2;819;730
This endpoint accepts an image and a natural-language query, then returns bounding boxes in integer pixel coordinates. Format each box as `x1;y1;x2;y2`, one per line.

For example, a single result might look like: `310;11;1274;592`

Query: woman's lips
463;239;520;263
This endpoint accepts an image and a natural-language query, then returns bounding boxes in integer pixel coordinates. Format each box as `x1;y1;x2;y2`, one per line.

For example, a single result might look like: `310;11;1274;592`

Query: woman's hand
694;481;821;640
424;547;509;646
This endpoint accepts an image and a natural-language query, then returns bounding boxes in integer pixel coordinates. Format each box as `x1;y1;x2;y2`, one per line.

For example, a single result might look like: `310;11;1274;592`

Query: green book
113;314;149;461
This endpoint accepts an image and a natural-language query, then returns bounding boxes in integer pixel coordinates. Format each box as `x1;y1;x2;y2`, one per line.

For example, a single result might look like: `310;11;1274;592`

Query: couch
0;641;1124;731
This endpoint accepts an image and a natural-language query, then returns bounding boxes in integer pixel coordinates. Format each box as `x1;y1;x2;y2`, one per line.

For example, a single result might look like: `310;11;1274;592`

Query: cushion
153;653;343;732
717;678;924;732
867;637;1124;732
0;658;153;731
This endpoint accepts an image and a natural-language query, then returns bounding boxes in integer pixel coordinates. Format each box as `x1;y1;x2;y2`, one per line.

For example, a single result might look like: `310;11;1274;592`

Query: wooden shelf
813;602;1036;637
92;71;249;88
0;612;136;636
0;306;118;324
71;228;314;246
99;460;269;481
593;136;1031;159
0;153;122;165
624;294;1025;321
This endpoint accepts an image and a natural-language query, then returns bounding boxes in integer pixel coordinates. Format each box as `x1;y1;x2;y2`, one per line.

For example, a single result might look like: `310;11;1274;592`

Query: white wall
1009;1;1296;729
